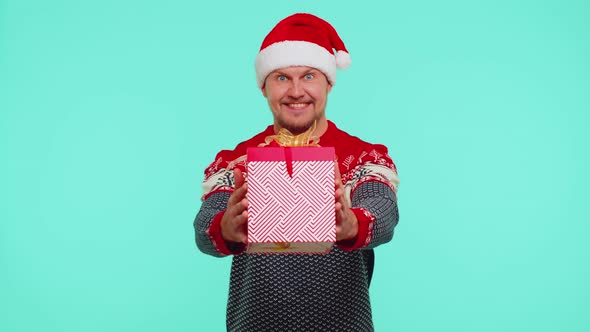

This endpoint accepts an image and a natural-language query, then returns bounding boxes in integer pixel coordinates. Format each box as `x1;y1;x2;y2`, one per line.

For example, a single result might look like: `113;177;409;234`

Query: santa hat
255;13;351;88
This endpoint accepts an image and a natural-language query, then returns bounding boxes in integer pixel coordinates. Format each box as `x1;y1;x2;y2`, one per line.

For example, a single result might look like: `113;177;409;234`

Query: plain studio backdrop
1;1;588;331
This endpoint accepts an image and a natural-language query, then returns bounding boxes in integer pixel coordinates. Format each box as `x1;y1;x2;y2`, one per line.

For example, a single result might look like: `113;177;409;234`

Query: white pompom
335;51;351;69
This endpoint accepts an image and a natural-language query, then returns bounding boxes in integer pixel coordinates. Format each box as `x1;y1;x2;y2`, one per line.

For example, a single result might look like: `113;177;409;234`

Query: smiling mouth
284;103;311;110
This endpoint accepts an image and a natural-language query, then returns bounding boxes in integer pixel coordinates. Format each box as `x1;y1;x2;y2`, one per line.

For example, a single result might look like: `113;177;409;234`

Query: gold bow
264;121;320;147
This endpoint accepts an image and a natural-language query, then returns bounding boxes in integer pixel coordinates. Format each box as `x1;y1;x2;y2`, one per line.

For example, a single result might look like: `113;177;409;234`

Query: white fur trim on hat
255;40;337;88
335;51;351;69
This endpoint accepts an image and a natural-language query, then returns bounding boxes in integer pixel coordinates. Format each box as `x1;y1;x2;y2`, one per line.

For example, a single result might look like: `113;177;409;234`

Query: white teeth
288;103;308;108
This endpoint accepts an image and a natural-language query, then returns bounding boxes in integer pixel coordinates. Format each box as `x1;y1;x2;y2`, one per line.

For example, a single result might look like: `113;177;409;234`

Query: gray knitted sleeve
351;180;399;249
194;191;231;257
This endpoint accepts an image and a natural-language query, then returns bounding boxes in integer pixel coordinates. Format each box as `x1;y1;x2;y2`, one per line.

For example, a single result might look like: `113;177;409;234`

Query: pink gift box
246;147;335;254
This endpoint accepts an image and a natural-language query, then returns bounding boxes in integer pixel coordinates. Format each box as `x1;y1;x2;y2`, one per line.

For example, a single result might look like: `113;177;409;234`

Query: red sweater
201;120;398;255
194;120;400;331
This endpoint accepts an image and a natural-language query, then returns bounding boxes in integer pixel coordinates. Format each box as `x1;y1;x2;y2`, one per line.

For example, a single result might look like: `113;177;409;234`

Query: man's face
262;66;332;135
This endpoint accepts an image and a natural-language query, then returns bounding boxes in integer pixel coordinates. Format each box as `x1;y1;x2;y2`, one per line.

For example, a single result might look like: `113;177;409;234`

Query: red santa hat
255;13;351;88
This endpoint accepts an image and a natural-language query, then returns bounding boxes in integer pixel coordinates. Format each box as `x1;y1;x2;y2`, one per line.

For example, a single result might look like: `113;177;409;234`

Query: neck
312;118;329;137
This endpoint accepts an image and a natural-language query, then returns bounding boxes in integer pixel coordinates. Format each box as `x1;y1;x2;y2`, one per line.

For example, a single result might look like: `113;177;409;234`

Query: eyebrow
272;69;320;77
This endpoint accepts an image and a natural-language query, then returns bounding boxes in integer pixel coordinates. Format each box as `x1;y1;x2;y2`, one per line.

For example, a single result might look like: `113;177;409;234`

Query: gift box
246;146;335;254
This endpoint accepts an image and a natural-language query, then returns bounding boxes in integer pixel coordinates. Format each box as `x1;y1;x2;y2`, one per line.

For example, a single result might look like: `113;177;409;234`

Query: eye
277;75;287;81
304;73;314;80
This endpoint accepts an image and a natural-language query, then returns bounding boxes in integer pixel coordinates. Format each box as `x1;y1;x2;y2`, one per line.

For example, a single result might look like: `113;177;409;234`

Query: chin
279;119;315;135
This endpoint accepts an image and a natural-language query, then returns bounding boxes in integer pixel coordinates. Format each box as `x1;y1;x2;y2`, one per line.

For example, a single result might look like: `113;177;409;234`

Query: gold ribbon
264;121;320;147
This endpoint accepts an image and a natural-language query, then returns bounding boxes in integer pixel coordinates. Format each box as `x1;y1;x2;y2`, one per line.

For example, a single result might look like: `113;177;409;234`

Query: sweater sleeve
336;143;400;251
353;180;399;249
194;191;246;257
335;180;399;251
194;149;248;257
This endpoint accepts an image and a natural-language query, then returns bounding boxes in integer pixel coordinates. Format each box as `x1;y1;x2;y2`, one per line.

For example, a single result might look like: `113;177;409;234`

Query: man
194;13;400;331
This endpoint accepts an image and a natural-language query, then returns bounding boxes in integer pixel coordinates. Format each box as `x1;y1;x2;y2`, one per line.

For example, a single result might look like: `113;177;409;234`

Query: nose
288;79;304;99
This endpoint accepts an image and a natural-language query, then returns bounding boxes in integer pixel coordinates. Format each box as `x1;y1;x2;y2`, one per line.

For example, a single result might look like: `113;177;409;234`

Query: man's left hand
334;164;358;241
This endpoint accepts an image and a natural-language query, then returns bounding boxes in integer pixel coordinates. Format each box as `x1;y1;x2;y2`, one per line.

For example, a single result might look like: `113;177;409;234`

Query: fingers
335;177;342;190
335;206;358;241
236;209;248;223
237;234;247;244
228;196;248;219
334;166;345;200
234;168;245;189
335;202;345;226
228;183;248;206
334;178;349;226
229;167;248;207
334;171;343;187
334;162;358;241
221;200;249;243
335;186;349;212
220;168;250;244
334;186;343;202
335;201;349;226
334;161;342;180
236;210;249;243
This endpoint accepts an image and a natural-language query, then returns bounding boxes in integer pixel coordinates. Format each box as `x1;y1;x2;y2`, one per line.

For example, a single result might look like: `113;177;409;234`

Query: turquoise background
1;0;588;331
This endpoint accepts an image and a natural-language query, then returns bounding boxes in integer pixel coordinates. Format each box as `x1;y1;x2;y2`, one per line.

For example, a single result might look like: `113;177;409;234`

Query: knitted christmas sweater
194;121;399;332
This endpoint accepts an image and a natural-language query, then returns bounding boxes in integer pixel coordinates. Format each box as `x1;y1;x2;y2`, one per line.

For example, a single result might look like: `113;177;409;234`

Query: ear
327;83;333;93
261;85;267;98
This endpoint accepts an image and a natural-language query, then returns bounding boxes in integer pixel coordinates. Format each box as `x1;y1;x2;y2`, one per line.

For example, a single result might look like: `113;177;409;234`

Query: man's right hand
220;168;248;244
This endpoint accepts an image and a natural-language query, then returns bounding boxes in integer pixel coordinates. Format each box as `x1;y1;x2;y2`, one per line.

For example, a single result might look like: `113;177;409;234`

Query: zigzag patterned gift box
246;147;335;254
